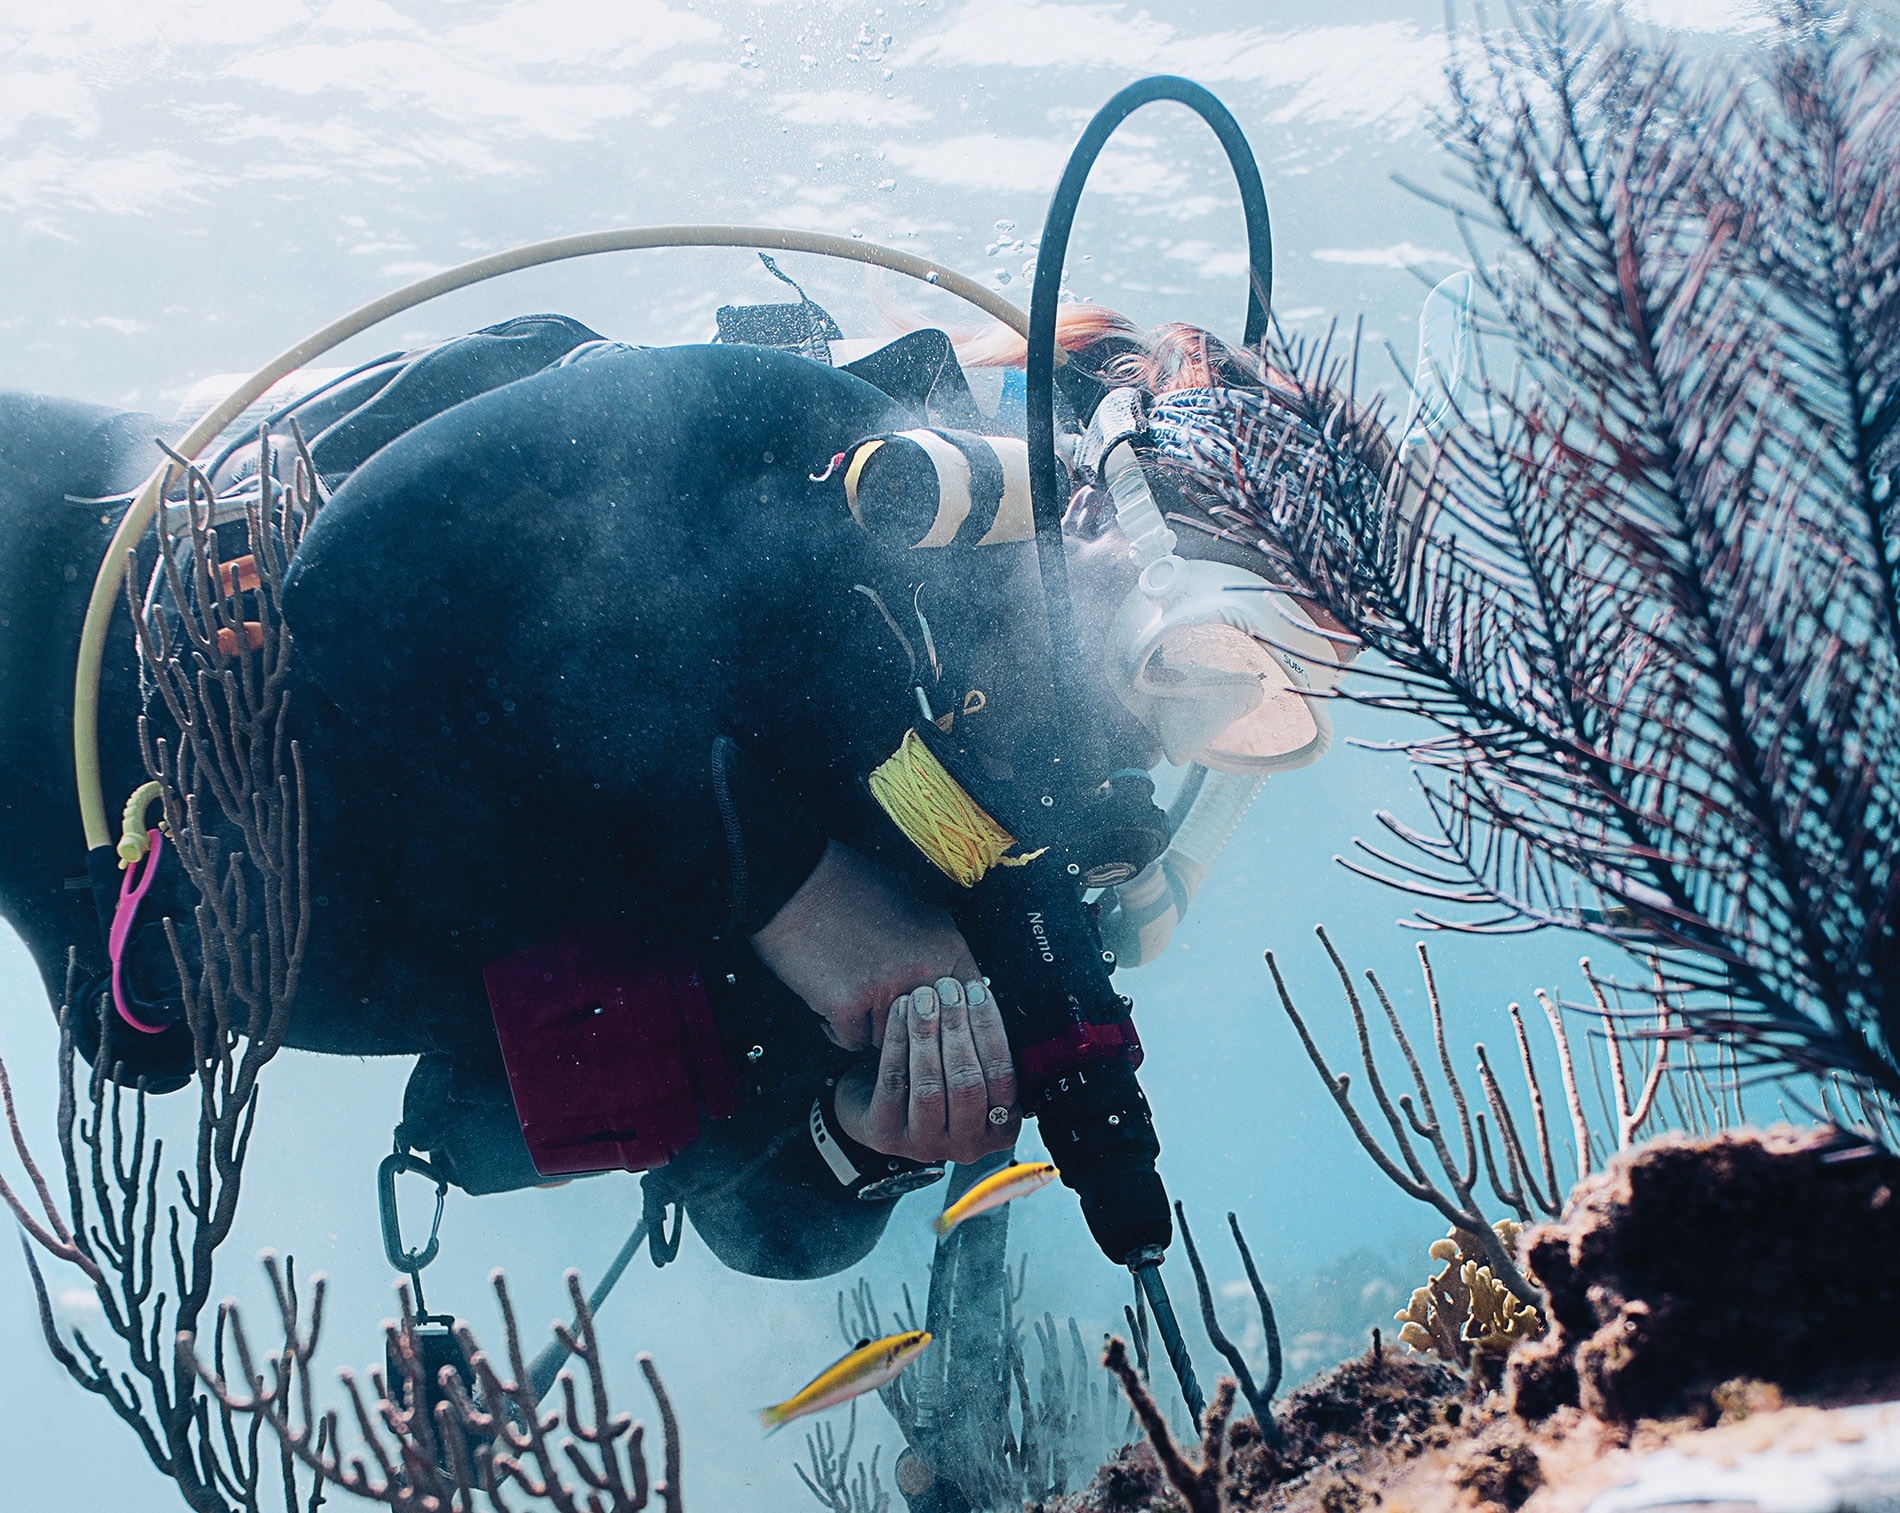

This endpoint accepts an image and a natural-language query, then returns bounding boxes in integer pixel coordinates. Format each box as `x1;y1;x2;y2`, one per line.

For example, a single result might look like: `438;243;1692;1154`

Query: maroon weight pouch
482;924;737;1178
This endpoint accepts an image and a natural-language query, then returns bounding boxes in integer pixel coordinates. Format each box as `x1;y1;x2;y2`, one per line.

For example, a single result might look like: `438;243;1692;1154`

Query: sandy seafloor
0;1;1771;1508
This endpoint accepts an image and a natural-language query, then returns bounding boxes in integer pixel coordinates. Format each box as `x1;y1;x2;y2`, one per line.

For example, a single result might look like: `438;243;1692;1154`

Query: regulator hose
73;224;1031;853
1024;74;1273;754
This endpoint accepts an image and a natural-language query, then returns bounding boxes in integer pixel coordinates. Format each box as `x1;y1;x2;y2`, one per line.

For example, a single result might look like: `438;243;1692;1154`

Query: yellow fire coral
1396;1221;1542;1367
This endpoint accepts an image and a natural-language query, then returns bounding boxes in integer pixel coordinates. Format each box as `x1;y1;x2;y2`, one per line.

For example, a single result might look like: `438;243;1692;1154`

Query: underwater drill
944;814;1202;1386
957;860;1196;1403
861;686;1200;1406
947;74;1276;1422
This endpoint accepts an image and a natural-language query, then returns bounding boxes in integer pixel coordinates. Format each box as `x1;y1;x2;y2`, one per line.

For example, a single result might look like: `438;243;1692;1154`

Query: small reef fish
758;1330;932;1432
933;1161;1059;1236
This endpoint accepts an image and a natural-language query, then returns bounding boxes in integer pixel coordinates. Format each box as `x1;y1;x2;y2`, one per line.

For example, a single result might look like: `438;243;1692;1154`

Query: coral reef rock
1507;1127;1900;1423
1044;1344;1465;1512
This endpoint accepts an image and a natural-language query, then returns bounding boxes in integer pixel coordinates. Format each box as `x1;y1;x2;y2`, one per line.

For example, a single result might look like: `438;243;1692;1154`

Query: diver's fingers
964;978;1019;1123
907;982;947;1136
936;977;990;1157
865;996;912;1148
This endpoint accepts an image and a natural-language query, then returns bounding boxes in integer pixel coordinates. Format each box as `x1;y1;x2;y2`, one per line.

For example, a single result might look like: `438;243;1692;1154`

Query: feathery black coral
1152;2;1900;1101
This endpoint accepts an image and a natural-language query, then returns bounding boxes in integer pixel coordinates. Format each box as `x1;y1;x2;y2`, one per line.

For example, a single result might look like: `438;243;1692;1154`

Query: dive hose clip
378;1145;450;1279
378;1142;483;1467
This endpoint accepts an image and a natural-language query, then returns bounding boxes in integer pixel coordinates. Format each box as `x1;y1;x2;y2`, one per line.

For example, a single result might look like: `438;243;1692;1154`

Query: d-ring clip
378;1148;449;1277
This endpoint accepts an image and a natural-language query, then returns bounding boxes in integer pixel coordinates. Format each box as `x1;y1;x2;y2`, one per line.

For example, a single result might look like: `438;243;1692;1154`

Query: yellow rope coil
868;729;1045;888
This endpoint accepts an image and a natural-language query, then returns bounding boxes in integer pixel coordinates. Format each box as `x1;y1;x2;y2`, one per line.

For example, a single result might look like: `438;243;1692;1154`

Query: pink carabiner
109;830;168;1035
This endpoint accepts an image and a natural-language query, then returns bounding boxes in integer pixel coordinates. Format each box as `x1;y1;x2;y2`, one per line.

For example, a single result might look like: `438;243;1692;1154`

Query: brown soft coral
1506;1126;1900;1423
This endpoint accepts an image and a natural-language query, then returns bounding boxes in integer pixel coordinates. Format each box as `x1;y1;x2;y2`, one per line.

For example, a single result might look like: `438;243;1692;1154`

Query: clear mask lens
1134;622;1321;772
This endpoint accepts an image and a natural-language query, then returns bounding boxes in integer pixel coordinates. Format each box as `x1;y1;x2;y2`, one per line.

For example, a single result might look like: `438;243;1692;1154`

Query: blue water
0;1;1764;1507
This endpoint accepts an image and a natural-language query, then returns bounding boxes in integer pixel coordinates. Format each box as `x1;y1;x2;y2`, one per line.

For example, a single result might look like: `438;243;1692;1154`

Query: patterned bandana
1141;385;1351;582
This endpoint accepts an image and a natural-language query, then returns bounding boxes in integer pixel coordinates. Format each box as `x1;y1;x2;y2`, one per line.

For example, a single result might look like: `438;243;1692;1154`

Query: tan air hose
74;224;1034;852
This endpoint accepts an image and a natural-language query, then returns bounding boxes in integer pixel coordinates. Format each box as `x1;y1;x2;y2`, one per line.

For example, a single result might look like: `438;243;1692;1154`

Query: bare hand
750;841;977;1051
833;976;1021;1164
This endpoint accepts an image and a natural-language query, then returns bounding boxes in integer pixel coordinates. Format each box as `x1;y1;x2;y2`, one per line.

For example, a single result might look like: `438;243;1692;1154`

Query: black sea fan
1151;2;1900;1099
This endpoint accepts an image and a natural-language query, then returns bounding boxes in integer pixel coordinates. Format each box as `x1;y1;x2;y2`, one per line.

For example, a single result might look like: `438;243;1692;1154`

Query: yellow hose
75;224;1032;851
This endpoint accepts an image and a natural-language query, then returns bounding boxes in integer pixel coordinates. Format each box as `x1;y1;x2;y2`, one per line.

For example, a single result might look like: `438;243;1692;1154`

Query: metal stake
1130;1251;1205;1425
527;1213;652;1404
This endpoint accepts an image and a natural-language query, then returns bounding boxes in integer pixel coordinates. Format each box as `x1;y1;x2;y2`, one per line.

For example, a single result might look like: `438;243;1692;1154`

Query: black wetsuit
0;317;1089;1280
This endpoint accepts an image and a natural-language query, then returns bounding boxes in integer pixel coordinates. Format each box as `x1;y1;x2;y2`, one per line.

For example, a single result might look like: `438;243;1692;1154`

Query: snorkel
922;74;1278;1424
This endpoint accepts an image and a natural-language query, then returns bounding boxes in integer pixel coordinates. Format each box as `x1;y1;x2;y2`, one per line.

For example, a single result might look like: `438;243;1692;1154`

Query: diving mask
1094;425;1342;775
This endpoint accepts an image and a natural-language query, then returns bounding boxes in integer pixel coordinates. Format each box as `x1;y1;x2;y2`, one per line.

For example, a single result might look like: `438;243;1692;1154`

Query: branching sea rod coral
1268;933;1552;1305
1;429;318;1513
1266;926;1719;1319
1067;1335;1469;1513
1101;1339;1235;1513
798;1406;890;1513
182;1258;685;1513
825;1265;1130;1511
1175;1206;1283;1438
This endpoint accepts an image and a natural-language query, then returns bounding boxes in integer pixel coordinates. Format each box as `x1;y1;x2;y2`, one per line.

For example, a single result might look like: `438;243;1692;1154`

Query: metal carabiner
378;1148;449;1276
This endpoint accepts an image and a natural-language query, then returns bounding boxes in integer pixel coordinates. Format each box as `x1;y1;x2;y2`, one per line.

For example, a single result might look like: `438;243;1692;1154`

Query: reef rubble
1047;1128;1900;1513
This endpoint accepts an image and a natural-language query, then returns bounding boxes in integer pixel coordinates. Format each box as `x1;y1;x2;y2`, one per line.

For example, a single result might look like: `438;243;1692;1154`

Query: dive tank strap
840;428;1038;551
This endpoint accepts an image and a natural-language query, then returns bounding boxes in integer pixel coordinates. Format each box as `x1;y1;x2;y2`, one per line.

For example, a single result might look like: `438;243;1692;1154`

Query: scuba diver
0;285;1391;1284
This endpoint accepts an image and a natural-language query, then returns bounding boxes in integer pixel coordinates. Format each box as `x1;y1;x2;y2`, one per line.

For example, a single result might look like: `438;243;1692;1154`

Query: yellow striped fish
933;1161;1058;1236
758;1330;931;1432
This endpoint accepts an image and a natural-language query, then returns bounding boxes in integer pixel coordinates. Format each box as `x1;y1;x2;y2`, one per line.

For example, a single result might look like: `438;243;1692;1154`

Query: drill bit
1130;1249;1206;1425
